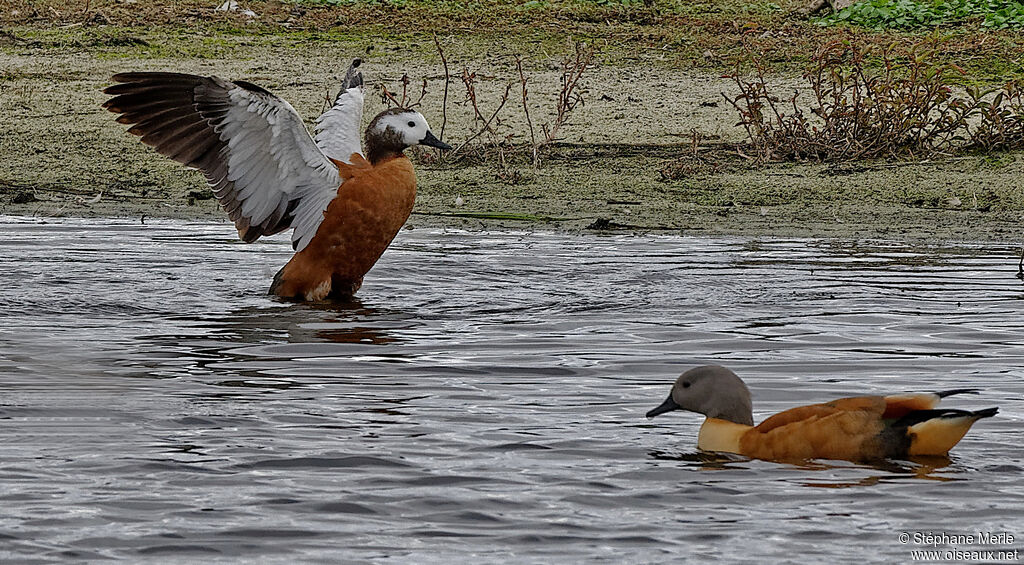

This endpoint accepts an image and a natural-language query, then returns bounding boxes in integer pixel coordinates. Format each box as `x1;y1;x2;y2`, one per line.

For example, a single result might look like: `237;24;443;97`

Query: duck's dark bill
421;131;452;150
646;395;680;419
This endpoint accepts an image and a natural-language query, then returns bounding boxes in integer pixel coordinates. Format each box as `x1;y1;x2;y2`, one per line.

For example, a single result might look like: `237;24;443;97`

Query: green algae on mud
2;14;1024;242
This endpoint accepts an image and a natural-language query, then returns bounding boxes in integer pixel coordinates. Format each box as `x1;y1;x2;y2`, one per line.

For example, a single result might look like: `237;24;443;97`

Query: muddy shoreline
2;22;1023;243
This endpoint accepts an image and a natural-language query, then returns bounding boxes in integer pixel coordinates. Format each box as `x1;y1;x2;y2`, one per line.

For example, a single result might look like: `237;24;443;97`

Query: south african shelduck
102;59;451;301
646;365;997;462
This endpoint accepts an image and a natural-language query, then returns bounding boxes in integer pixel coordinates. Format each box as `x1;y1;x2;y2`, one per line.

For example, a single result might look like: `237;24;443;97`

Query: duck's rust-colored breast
270;154;417;300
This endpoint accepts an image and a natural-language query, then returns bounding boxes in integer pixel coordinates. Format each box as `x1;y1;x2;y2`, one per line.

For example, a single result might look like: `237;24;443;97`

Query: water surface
1;217;1022;563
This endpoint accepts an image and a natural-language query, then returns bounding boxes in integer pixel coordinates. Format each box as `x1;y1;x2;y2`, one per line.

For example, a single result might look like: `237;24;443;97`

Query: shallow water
1;217;1022;564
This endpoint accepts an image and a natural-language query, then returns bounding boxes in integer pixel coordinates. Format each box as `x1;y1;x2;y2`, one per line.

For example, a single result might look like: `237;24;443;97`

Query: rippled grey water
1;217;1022;564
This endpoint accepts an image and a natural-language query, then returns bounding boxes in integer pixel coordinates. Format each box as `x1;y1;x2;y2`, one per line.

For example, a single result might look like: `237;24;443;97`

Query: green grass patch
413;211;574;222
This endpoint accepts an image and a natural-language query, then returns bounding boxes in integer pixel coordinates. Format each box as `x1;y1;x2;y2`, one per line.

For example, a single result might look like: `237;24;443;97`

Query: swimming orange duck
646;365;997;462
102;59;451;301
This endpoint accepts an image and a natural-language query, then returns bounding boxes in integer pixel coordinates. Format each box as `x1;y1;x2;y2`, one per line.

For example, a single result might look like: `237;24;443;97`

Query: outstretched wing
103;72;340;252
314;59;365;163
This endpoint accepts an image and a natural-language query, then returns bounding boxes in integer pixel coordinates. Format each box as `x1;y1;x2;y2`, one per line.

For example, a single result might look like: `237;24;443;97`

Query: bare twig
378;73;424;109
460;68;501;134
399;73;410;107
450;83;512;157
516;56;539;166
320;86;333;114
541;42;595;145
433;34;450;143
414;78;428;108
379;83;401;108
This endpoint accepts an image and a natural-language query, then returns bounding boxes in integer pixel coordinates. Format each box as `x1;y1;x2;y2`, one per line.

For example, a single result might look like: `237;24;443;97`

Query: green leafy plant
817;0;1024;30
964;82;1024;150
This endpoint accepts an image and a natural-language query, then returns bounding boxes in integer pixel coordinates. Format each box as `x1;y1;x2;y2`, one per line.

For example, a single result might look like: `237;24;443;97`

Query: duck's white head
366;109;451;163
646;365;754;426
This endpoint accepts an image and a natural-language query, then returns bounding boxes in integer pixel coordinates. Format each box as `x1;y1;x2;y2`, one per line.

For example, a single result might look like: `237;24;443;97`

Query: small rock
216;0;257;17
586;218;625;230
187;189;214;205
12;191;37;204
87;11;112;25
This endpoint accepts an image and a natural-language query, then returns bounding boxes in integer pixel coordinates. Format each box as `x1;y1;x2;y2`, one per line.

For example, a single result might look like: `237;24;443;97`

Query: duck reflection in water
217;297;408;345
648;449;962;486
138;298;410;393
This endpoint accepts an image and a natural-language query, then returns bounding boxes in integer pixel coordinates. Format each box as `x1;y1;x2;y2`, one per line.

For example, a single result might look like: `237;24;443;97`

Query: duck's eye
407;121;416;128
682;382;691;388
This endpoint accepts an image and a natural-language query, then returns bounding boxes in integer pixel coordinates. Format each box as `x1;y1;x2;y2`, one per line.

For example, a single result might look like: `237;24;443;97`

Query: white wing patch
216;87;341;251
314;86;365;163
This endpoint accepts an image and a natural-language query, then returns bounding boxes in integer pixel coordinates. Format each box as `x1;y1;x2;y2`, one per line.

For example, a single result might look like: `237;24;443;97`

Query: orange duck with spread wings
103;59;451;301
646;365;997;462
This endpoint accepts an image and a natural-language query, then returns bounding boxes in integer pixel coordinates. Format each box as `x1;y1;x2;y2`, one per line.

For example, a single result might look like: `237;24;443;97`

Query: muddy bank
2;26;1023;242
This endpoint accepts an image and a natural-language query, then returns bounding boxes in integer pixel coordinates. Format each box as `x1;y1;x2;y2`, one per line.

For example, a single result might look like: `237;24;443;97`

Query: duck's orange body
702;393;989;461
648;366;998;462
271;155;416;301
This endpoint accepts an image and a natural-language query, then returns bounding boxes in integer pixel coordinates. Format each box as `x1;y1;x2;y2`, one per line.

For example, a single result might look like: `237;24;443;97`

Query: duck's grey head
646;365;754;426
366;108;451;154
